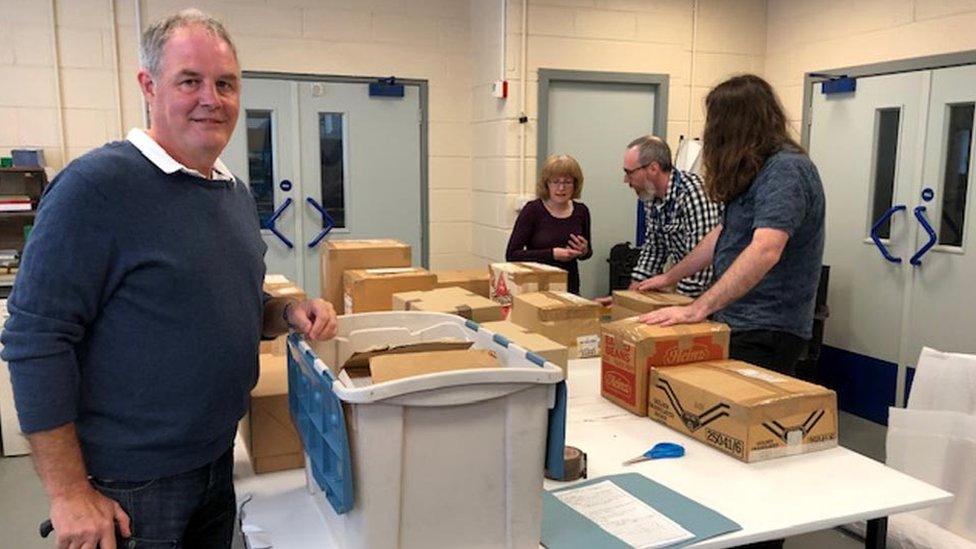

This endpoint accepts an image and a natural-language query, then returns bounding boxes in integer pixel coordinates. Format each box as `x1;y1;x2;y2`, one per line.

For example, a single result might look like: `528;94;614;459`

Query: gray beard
637;189;656;202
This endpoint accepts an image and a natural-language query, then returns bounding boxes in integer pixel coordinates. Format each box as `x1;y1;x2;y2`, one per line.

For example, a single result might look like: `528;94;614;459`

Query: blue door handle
262;197;294;249
910;205;937;266
305;197;335;249
870;205;906;263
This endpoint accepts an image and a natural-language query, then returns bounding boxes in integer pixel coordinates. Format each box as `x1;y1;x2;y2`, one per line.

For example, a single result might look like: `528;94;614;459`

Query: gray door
223;76;425;298
809;64;976;408
809;70;925;405
546;79;658;298
222;79;301;284
297;81;424;293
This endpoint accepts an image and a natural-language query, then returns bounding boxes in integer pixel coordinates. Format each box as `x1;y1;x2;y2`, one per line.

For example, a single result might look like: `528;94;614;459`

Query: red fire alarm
491;80;508;99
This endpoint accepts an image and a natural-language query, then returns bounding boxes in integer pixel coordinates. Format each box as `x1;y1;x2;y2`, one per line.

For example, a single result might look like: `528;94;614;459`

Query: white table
233;358;953;548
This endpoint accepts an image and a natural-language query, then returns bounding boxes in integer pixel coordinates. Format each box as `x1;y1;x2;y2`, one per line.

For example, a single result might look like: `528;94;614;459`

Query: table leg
865;517;888;549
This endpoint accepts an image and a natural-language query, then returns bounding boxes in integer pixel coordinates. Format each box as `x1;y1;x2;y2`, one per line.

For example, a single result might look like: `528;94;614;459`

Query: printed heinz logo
650;336;725;366
601;362;635;405
663;345;710;363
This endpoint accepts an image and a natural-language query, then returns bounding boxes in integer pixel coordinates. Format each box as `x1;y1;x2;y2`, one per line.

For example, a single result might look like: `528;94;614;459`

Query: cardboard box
343;267;436;313
263;274;308;302
393;286;503;322
433;269;490;297
611;290;693;321
600;319;730;415
648;360;838;462
369;349;500;384
261;275;307;355
509;291;601;359
489;262;568;316
239;354;304;474
480;320;569;378
320;240;411;314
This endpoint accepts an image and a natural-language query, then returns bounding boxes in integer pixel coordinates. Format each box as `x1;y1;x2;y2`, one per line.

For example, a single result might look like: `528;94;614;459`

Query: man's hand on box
639;304;706;327
635;274;670;292
288;299;338;340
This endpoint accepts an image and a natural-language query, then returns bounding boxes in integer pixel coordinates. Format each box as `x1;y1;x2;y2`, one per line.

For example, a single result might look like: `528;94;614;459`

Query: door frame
536;69;670;170
800;50;976;149
241;71;431;267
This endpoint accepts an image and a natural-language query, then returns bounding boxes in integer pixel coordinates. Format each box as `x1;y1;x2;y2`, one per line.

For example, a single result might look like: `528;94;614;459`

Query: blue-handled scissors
622;442;685;465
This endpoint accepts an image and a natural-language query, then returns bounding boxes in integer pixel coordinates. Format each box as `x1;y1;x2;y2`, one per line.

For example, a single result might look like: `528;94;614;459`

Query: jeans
728;330;807;549
729;329;808;377
90;447;236;548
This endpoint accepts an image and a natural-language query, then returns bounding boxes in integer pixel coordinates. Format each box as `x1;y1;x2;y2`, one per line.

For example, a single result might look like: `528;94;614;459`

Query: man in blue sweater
1;9;337;549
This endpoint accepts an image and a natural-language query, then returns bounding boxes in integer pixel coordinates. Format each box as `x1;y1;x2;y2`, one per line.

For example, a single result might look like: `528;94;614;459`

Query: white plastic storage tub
287;312;567;549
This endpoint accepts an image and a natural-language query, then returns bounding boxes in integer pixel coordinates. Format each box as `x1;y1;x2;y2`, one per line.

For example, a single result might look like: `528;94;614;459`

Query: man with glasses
623;135;722;297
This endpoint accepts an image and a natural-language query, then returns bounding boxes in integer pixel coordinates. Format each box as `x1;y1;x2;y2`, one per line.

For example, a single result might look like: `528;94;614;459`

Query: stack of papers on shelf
0;195;31;212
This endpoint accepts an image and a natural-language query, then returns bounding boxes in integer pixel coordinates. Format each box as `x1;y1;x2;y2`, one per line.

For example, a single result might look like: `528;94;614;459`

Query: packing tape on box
546;446;587;481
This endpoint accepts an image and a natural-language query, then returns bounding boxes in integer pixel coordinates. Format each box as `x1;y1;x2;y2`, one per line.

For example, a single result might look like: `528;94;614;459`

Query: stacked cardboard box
320;240;411;314
240;354;304;474
261;275;307;356
611;290;693;321
433;269;490;298
600;319;730;415
510;291;601;359
393;286;503;322
489;262;567;316
343;267;436;313
648;360;838;462
480;320;569;378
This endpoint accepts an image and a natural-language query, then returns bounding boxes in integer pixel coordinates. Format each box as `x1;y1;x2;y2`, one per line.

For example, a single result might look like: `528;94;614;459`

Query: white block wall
7;1;976;271
766;0;976;137
467;0;766;265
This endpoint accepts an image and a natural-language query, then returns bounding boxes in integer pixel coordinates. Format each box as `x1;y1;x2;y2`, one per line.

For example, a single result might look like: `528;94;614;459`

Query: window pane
938;103;974;246
246;110;275;226
871;108;900;239
319;113;346;229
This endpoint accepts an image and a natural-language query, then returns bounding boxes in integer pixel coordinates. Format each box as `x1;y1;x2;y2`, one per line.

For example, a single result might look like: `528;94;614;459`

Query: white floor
0;411;885;548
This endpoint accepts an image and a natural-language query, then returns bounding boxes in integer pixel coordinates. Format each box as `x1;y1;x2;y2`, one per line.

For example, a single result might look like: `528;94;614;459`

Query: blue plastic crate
287;333;354;514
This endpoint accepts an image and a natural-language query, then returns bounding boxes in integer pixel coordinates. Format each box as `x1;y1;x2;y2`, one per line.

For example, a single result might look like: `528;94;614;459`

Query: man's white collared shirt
126;128;235;183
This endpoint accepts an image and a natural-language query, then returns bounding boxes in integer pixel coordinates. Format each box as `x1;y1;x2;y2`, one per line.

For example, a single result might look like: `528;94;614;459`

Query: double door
810;65;976;412
223;77;425;297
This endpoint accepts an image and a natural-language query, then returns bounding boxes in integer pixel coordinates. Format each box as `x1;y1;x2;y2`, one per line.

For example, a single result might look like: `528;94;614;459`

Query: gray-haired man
624;135;722;296
2;10;336;548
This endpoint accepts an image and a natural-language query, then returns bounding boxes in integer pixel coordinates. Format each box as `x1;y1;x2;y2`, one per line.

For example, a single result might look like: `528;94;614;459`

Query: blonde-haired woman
505;154;592;295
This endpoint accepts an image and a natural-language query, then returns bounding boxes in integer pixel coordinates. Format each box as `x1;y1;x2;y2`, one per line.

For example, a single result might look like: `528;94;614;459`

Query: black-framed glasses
623;163;652;177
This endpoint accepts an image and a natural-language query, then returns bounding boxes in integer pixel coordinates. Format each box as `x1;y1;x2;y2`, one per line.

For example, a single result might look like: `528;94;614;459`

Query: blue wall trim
818;345;899;425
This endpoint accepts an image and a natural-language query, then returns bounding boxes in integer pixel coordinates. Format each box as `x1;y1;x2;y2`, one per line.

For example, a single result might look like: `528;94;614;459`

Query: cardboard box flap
435;269;490;285
327;239;409;250
370;349;500;383
517;291;600;321
662;360;834;406
395;287;501;320
480;321;566;354
608;318;730;342
344;267;431;284
253;354;288;397
264;274;290;285
613;290;693;311
341;340;474;374
491;262;567;282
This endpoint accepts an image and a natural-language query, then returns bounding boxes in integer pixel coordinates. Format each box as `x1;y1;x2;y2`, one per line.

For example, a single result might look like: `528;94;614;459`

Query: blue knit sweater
1;141;267;480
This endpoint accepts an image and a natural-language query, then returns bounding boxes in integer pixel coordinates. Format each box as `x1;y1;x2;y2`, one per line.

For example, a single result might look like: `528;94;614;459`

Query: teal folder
541;473;741;548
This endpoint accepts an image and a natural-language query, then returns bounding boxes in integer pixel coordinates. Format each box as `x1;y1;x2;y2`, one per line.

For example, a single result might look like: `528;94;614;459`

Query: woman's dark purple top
505;198;593;295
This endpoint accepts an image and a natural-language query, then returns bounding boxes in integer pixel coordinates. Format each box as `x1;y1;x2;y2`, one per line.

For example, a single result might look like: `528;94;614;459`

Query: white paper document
553;480;694;549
